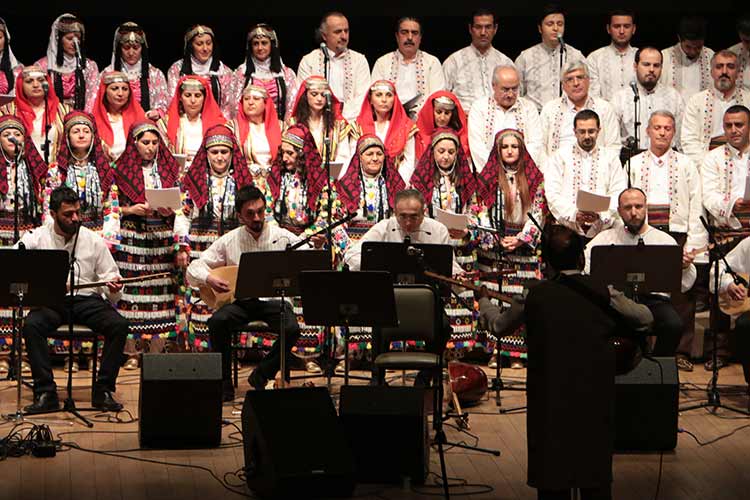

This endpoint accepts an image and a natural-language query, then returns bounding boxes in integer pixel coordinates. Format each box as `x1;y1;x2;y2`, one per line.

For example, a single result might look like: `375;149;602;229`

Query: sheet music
576;189;611;212
145;187;182;211
435;207;469;230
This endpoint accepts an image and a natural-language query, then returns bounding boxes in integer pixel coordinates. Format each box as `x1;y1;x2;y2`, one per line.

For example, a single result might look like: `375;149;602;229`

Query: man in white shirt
661;16;714;101
612;47;685;152
468;65;543;170
442;9;514;113
701;105;750;229
515;4;585;112
297;11;370;121
682;51;750;165
186;185;325;400
728;14;750;90
540;61;620;159
371;17;444;118
545;109;628;238
21;187;127;414
586;9;638;102
584;187;696;357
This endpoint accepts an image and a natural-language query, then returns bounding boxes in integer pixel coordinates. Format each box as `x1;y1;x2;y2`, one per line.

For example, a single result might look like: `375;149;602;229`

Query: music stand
590;245;682;296
0;249;68;423
234;250;330;389
299;270;397;387
361;242;454;296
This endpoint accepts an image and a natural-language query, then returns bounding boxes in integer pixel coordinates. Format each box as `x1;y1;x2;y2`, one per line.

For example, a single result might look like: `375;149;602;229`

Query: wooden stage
1;356;749;500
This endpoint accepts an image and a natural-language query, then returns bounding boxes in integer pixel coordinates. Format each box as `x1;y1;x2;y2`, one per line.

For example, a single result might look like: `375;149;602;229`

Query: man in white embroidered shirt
586;9;638;102
728;14;750;91
21;186;128;414
545;110;628;238
371;17;445;118
468;65;543;170
661;16;714;101
297;11;371;122
187;185;325;401
442;8;513;113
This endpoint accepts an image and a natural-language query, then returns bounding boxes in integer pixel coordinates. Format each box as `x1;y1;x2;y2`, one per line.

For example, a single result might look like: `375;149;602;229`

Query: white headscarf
45;13;83;74
0;17;20;69
109;22;145;75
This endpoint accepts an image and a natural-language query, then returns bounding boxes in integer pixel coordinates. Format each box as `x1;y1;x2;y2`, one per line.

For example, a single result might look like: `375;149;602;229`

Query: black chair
47;324;101;401
231;321;272;388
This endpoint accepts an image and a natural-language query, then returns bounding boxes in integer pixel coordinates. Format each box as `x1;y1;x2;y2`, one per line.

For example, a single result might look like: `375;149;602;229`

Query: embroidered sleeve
101;184;121;248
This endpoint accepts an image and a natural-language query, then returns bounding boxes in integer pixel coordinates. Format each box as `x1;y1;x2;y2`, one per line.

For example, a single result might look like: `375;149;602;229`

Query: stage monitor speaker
139;353;222;448
614;356;678;451
339;385;430;484
241;387;355;499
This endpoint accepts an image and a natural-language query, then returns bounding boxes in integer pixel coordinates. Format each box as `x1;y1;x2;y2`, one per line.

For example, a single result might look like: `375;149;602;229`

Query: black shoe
248;368;268;391
222;380;235;402
92;389;123;412
24;392;60;414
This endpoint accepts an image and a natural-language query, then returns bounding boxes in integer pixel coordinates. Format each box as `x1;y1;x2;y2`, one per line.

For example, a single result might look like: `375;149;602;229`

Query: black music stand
0;249;68;423
300;270;397;387
234;250;330;388
361;241;453;295
590;245;682;297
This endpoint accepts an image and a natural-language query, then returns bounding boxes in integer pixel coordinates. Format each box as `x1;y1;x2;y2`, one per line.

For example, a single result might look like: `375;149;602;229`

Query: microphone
391;228;433;237
324;90;333;110
557;33;565;51
8;136;21;148
629;80;639;98
73;37;82;62
41;80;49;95
319;42;329;59
403;234;411;245
699;215;711;234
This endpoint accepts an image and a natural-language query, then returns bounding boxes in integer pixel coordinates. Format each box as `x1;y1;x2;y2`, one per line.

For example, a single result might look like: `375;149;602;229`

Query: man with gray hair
540;60;619;159
468;65;543;170
297;11;371;121
681;50;750;164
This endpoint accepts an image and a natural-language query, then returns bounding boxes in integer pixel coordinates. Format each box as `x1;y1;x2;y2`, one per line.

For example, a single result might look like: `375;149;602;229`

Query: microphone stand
558;37;565;97
320;44;330;85
285;212;356;251
42;85;51;165
7;142;23;382
627;84;640;188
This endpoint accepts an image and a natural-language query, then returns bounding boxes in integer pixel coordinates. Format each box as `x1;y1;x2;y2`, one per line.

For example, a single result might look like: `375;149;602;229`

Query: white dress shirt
442;45;514;112
371;50;445;114
701;143;750;229
611;82;685;150
661;44;715;101
716;236;750;294
586;43;638;102
515;42;586;112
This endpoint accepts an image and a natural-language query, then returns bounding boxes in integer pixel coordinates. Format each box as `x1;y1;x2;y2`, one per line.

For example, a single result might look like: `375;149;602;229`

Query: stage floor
1;357;749;500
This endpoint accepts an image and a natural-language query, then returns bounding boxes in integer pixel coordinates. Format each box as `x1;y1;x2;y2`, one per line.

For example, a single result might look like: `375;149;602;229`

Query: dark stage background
1;1;747;79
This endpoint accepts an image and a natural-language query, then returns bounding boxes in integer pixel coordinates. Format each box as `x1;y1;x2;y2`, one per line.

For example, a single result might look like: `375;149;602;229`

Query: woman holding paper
92;71;145;162
476;128;546;369
112;119;182;368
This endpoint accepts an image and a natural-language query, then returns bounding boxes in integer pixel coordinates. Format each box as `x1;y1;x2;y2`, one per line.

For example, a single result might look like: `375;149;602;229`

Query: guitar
73;272;171;290
422;270;514;305
197;266;238;310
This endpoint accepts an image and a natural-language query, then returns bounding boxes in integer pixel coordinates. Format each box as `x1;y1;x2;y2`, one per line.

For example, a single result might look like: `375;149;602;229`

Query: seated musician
21;187;128;414
520;224;653;500
584;187;697;357
186;185;324;401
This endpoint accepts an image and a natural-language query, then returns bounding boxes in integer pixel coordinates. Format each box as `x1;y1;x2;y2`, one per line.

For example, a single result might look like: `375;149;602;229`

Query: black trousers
641;295;683;356
23;295;129;395
207;298;300;382
730;313;750;384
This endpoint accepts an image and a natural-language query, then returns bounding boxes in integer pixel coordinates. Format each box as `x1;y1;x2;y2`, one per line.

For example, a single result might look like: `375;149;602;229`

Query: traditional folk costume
0;18;23;95
371;49;445;115
92;71;146;161
515;42;585;112
611;82;685;151
586;44;638;102
415;91;471;165
166;25;234;118
100;22;170;119
701;143;750;229
230;24;298;122
661;43;714;101
35;14;99;112
176;125;254;349
353;80;418;184
442;44;514;113
728;42;750;91
0;66;69;161
476;129;546;362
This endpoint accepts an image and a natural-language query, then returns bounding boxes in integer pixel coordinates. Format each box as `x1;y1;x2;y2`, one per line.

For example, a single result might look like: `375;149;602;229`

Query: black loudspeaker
241;387;355;499
339;385;430;484
614;356;679;451
139;353;222;448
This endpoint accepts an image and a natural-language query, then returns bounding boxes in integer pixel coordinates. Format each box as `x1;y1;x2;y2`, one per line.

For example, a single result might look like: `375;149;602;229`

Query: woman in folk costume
156;75;226;170
100;22;169;121
228;83;281;200
112;120;182;368
353;79;418;184
411;126;483;354
34;14;99;111
0;116;48;375
287;75;353;175
166;25;233;118
92;71;146;162
476;128;546;369
0;18;23;95
175;125;254;349
0;66;68;160
43;111;118;237
230;23;298;122
415;90;471;162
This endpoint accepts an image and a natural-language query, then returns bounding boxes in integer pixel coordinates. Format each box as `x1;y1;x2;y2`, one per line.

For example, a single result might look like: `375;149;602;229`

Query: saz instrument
719;272;750;316
73;272;171;290
422;270;514;305
197;266;238;310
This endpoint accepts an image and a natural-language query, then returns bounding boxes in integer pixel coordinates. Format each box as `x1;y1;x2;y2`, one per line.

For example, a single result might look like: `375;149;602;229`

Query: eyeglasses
396;213;422;222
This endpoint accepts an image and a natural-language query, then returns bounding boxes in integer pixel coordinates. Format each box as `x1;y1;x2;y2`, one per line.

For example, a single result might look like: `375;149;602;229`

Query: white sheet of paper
173;153;187;171
576;190;611;212
146;187;182;211
327;162;344;179
435;207;469;230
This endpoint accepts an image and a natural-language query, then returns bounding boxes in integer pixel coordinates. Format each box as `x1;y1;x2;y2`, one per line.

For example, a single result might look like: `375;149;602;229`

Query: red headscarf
114;119;180;204
355;80;416;161
336;133;405;214
164;75;226;149
0;115;48;198
411;127;478;210
477;129;545;212
267;124;327;211
182;124;254;210
234;85;281;163
92;71;146;148
415;91;470;160
56;110;115;199
289;75;344;121
12;67;63;135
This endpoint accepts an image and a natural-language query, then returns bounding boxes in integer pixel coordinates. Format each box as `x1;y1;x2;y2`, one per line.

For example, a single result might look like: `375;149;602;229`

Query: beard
624;218;645;235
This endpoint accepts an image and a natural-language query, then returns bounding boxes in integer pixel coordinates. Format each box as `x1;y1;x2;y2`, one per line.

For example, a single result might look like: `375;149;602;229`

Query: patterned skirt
445;239;480;356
